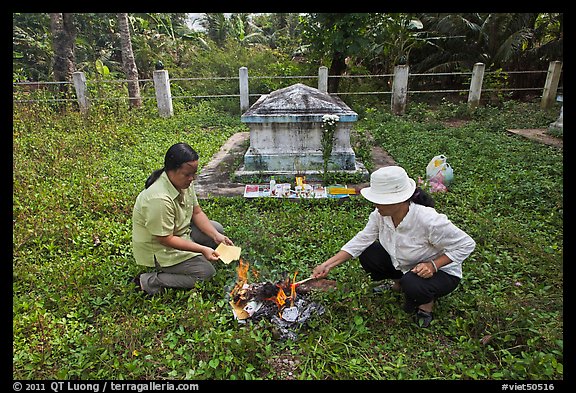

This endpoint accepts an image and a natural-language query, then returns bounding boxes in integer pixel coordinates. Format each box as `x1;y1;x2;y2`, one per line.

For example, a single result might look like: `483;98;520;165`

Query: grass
12;98;563;381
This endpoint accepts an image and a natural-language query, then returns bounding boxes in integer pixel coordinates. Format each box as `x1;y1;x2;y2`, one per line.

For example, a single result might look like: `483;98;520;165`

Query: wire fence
13;65;562;112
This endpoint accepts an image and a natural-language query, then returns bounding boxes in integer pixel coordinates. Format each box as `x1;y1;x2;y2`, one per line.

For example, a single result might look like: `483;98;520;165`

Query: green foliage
13;99;562;380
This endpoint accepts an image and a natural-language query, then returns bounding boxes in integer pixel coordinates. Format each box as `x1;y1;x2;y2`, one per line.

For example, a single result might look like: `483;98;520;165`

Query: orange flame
230;258;250;300
290;271;298;307
250;266;260;281
229;260;303;316
265;285;288;308
237;258;249;282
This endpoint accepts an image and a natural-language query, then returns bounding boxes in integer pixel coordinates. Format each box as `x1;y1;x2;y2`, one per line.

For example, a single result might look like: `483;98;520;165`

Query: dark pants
359;242;460;311
139;220;224;295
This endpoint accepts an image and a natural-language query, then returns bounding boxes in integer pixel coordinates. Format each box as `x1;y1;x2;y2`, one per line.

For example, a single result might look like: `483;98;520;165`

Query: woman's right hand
202;246;220;262
312;263;330;279
311;250;351;279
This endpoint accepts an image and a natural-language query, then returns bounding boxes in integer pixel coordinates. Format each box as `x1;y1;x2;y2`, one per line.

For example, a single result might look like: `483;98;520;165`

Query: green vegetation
13;98;562;380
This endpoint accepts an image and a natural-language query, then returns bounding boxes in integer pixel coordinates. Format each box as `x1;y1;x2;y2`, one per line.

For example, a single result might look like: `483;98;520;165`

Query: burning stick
292;277;316;287
289;276;316;306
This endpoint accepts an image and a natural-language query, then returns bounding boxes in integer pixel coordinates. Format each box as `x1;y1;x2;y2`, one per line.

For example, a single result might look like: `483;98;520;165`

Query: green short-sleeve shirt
132;171;200;267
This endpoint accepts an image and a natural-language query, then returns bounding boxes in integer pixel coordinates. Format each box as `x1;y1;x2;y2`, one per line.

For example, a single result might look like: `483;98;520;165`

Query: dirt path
195;132;250;198
507;128;563;148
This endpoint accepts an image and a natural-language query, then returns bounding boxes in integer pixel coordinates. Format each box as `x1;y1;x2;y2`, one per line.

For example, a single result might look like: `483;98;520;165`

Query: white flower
322;114;339;129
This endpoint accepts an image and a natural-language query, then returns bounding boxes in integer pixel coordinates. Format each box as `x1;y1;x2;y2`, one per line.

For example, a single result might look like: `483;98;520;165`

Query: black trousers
359;242;460;309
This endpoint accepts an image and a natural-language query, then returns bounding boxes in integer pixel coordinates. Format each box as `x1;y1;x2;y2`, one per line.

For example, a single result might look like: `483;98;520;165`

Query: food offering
243;177;357;199
243;182;326;199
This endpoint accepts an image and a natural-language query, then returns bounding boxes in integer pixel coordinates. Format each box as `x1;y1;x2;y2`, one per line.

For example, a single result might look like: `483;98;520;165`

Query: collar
160;171;182;201
382;201;415;229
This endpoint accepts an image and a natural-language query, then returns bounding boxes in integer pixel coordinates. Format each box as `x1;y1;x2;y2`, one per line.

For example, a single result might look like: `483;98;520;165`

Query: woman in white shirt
312;166;476;327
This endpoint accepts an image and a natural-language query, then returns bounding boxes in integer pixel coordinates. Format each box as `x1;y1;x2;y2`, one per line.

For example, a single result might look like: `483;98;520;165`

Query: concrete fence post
468;62;485;109
239;67;249;113
391;64;409;115
153;69;173;118
318;66;328;93
541;61;563;110
72;71;90;114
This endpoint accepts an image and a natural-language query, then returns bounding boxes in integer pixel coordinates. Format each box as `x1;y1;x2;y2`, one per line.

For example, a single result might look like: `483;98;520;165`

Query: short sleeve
141;195;176;237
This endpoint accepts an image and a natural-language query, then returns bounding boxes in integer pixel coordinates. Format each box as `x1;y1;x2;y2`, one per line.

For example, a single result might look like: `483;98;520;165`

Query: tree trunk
117;13;142;108
49;13;76;95
328;51;347;93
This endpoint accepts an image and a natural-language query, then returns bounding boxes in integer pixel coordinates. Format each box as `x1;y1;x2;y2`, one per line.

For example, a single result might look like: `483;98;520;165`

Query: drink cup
275;184;284;196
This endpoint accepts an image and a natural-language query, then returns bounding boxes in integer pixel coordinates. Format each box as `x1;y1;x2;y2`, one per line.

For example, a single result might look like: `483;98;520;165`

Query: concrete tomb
237;83;366;179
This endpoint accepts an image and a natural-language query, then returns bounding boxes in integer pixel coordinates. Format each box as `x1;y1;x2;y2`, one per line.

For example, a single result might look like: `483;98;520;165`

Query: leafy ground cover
12;99;563;381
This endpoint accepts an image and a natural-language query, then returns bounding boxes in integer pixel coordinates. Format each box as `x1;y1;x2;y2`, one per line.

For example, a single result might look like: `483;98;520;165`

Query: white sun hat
360;166;416;205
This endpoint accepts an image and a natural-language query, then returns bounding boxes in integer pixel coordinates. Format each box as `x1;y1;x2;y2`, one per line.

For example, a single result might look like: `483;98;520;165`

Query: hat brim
360;178;416;204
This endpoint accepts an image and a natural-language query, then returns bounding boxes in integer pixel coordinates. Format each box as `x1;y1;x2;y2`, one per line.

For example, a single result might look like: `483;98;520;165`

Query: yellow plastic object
327;187;356;195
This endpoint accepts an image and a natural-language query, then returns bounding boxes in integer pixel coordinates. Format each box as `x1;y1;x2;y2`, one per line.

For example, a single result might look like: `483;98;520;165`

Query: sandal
415;309;433;328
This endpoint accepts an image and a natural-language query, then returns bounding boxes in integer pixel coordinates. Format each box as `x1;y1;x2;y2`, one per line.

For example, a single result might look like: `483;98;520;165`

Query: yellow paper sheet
229;300;250;320
215;243;241;264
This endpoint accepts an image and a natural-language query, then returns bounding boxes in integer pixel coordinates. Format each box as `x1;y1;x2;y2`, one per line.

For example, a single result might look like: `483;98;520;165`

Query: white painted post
239;67;249;113
153;69;173;118
549;95;563;132
72;71;90;113
541;61;562;109
468;62;485;109
549;105;563;130
318;66;328;93
391;65;409;115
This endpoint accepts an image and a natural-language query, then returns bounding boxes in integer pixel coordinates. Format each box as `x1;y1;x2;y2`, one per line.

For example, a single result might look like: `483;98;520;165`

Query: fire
229;258;299;313
266;285;287;308
230;258;250;302
227;259;326;336
250;266;260;281
267;271;298;310
237;258;249;283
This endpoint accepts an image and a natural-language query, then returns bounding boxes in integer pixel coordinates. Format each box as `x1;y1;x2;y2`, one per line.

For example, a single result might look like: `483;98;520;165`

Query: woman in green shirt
131;142;234;295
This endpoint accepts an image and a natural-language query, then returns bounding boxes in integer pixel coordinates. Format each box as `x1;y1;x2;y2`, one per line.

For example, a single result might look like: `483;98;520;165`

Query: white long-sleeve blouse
341;202;476;278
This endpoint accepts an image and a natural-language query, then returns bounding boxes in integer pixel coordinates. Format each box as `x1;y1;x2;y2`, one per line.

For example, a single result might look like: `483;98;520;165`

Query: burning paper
228;259;326;340
281;306;299;322
229;299;251;320
243;300;263;316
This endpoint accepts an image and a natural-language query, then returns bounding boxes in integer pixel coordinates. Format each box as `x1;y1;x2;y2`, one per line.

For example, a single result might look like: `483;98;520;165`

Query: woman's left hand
214;233;234;246
411;261;435;279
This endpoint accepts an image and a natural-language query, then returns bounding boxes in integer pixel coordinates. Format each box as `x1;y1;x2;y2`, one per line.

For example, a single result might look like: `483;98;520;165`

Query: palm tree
408;13;562;98
201;13;229;47
49;13;76;94
413;13;545;72
13;13;53;81
117;13;142;108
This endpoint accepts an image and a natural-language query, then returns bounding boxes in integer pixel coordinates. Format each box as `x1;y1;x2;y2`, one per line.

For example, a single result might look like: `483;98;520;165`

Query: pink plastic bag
424;155;453;193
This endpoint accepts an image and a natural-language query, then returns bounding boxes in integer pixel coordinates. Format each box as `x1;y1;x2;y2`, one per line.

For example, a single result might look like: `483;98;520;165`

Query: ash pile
228;259;335;340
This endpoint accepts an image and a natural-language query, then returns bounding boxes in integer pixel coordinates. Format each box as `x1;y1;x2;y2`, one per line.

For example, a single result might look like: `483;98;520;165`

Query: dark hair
144;142;199;188
410;187;435;208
